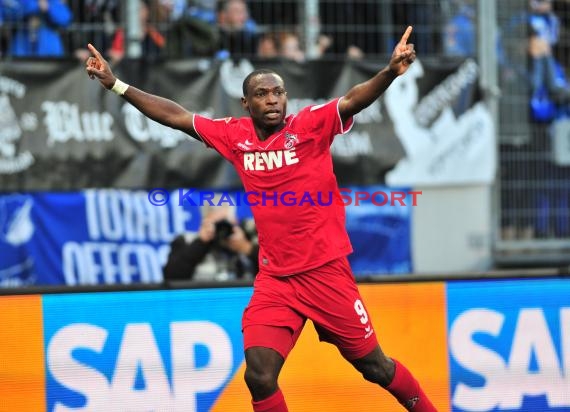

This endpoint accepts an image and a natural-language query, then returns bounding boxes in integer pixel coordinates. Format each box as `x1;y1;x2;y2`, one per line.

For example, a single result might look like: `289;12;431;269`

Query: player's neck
254;122;286;141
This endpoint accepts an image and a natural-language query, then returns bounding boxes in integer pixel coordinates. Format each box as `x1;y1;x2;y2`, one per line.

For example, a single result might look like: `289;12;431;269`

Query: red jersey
193;97;354;276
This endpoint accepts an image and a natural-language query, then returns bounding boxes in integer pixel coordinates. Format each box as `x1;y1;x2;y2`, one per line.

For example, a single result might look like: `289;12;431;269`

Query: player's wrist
385;65;399;79
111;78;129;95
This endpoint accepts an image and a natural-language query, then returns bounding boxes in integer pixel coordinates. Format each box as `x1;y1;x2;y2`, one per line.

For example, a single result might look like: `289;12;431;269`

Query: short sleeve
192;114;234;160
297;97;354;145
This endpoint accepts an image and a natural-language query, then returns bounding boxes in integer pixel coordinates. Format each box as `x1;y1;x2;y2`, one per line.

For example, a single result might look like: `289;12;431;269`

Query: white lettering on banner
41;101;113;145
0;79;35;174
415;59;479;127
384;59;495;186
243;149;299;171
62;242;170;285
450;308;570;411
85;190;191;242
73;189;192;285
170;321;233;407
112;324;172;411
48;321;232;412
0;151;34;174
122;104;210;148
49;324;110;412
0;75;26;97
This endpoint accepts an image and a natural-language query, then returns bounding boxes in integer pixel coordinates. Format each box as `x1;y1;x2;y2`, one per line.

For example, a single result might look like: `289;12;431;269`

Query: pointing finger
87;43;104;61
399;26;413;45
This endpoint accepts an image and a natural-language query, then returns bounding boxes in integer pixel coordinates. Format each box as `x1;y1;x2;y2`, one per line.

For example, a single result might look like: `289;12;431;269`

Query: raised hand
225;225;253;255
389;26;416;76
85;44;116;89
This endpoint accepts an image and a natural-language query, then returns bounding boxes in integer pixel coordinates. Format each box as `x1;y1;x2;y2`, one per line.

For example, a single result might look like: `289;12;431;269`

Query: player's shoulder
210;116;241;124
301;97;340;114
198;115;250;130
310;98;338;112
293;98;340;123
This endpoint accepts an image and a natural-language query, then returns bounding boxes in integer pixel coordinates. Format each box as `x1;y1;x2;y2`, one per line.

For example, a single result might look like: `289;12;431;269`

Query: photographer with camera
163;203;259;283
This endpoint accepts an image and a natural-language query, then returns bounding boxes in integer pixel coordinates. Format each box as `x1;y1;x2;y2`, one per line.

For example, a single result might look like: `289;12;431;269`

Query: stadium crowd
0;0;464;61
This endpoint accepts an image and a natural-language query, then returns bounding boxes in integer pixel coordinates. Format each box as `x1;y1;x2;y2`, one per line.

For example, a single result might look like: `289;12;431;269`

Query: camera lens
214;220;234;242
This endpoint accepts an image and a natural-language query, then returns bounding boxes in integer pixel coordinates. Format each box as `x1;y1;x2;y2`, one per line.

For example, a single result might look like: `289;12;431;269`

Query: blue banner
0;186;412;286
344;185;413;275
447;278;570;412
42;288;252;412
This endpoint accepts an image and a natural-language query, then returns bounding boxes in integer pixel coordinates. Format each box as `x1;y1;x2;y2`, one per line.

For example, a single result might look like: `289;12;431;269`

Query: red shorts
242;256;378;361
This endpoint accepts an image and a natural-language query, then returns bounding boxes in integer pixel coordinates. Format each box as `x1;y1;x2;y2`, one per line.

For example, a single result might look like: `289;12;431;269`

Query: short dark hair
242;69;280;96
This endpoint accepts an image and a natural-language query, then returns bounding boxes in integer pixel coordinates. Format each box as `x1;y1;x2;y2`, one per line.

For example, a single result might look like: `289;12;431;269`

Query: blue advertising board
0;186;412;286
447;278;570;412
42;288;252;412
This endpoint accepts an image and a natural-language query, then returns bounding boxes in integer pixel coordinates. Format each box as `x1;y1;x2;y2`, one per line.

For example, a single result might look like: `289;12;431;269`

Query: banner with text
0;186;412;286
2;278;569;411
0;57;494;190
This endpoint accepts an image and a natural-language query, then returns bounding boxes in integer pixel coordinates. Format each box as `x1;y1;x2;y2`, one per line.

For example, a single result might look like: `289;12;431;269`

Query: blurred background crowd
0;0;479;61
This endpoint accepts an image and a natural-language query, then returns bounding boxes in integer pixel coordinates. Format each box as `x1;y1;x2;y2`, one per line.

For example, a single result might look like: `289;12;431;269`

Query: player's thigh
242;274;306;360
296;258;378;360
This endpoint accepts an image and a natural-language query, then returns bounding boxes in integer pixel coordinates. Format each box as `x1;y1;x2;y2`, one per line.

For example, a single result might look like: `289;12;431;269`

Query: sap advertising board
43;288;252;412
448;279;570;412
1;279;569;411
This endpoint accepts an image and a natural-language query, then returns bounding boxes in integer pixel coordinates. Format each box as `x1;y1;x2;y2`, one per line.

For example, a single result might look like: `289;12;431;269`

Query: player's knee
244;366;278;395
360;357;395;387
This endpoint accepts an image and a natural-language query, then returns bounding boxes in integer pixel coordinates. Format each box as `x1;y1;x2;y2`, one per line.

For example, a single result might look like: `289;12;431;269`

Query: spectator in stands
163;200;259;282
216;0;259;58
257;32;279;59
258;30;335;61
526;0;570;239
528;0;570;104
1;0;72;57
108;0;165;64
278;31;305;63
443;0;476;57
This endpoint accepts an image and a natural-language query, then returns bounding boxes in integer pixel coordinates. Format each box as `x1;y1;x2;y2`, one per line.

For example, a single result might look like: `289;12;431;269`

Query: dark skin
86;26;416;402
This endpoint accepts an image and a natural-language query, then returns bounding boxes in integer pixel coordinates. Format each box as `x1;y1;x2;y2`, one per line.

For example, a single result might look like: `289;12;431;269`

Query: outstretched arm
339;26;416;123
85;43;200;140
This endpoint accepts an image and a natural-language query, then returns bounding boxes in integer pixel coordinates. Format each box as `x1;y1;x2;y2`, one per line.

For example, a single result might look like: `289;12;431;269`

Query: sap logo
450;308;570;411
47;321;232;412
243;149;299;171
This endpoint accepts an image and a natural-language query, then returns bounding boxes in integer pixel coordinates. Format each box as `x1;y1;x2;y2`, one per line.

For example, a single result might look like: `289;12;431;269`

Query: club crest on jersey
284;132;298;149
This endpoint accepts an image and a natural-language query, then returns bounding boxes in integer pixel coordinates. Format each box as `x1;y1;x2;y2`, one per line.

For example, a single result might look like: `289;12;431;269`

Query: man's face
242;73;288;129
224;0;248;29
